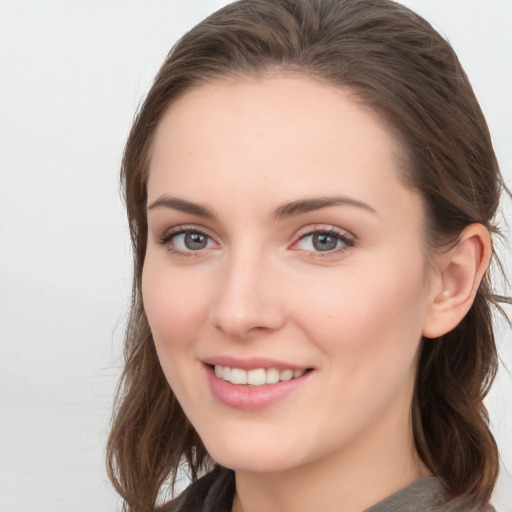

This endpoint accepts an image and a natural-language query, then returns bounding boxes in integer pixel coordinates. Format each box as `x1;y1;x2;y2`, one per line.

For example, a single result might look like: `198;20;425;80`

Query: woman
107;0;510;511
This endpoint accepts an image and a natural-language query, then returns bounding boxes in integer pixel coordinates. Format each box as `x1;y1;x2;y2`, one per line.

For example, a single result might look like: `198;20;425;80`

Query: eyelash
292;227;355;257
158;225;355;258
159;226;217;257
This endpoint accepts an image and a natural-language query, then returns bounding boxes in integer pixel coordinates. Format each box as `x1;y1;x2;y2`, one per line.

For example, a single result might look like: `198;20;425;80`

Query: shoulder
156;466;235;512
365;477;497;512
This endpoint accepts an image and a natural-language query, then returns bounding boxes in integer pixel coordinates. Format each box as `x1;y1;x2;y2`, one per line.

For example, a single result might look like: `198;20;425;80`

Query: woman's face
143;76;438;474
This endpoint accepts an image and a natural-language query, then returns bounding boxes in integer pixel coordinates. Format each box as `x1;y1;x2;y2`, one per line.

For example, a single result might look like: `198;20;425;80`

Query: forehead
148;75;420;227
152;75;395;161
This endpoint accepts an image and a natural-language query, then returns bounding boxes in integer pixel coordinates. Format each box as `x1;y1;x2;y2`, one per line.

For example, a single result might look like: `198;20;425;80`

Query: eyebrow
147;196;215;218
147;194;376;219
271;196;376;220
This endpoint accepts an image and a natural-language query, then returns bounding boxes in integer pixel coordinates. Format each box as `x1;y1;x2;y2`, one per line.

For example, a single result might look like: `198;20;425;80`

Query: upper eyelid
158;225;218;245
290;225;356;254
160;224;214;237
156;223;355;246
294;224;355;241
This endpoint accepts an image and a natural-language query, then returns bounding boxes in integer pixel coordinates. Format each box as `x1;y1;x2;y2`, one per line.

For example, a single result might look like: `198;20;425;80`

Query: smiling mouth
212;365;311;386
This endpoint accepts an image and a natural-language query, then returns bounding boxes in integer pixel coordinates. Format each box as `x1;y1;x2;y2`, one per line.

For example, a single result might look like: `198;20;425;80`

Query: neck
232;417;430;512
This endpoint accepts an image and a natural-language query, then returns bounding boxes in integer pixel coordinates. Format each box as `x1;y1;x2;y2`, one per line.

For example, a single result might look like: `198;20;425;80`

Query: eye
159;227;217;254
293;228;354;254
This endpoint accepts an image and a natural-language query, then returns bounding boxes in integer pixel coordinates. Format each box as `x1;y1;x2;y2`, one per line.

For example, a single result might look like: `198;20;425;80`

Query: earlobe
422;224;491;339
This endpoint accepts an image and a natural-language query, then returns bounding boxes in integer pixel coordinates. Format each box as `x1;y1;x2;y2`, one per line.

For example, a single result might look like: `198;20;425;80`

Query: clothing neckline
364;476;445;512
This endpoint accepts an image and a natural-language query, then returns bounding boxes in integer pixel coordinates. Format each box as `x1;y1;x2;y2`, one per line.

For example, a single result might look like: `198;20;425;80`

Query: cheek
141;261;211;353
290;256;428;358
141;261;214;404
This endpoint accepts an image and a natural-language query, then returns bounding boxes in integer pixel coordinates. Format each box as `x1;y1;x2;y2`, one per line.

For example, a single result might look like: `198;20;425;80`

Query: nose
209;251;286;340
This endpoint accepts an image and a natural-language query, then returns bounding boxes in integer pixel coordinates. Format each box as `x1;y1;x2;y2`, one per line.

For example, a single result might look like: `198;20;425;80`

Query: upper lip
202;356;310;371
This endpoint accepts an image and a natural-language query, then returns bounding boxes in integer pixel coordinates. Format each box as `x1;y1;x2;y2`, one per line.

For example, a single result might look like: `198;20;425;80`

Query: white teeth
266;368;280;384
247;368;266;386
230;368;247;385
213;365;307;386
279;369;293;381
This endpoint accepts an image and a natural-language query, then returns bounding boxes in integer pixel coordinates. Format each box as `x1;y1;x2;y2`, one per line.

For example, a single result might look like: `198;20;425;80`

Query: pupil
185;233;207;250
313;233;338;251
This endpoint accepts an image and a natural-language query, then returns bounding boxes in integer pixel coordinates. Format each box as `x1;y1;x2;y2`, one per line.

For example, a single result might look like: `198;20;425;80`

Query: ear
422;224;491;339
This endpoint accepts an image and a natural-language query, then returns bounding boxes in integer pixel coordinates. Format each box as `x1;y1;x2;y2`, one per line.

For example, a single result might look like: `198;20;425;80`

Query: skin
142;76;459;512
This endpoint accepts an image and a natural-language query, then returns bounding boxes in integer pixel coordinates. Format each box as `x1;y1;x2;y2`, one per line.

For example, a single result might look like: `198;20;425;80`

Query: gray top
159;466;496;512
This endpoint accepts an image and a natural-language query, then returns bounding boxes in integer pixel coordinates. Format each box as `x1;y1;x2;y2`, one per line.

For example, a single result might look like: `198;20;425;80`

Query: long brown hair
107;1;510;510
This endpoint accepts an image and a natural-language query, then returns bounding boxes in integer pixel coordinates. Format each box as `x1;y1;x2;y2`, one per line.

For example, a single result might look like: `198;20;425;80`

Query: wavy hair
107;1;510;510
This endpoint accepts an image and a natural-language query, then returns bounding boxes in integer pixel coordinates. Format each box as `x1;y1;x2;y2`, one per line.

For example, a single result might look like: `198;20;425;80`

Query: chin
212;453;295;474
204;434;303;474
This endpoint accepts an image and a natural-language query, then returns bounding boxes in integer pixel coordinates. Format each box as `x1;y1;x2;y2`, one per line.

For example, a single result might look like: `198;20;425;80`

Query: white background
0;1;510;511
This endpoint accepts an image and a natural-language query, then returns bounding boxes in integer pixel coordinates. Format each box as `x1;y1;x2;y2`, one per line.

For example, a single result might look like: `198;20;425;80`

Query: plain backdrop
0;1;511;511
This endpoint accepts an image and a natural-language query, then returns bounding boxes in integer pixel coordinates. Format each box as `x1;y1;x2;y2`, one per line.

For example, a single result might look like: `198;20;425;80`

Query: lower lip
205;365;312;411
